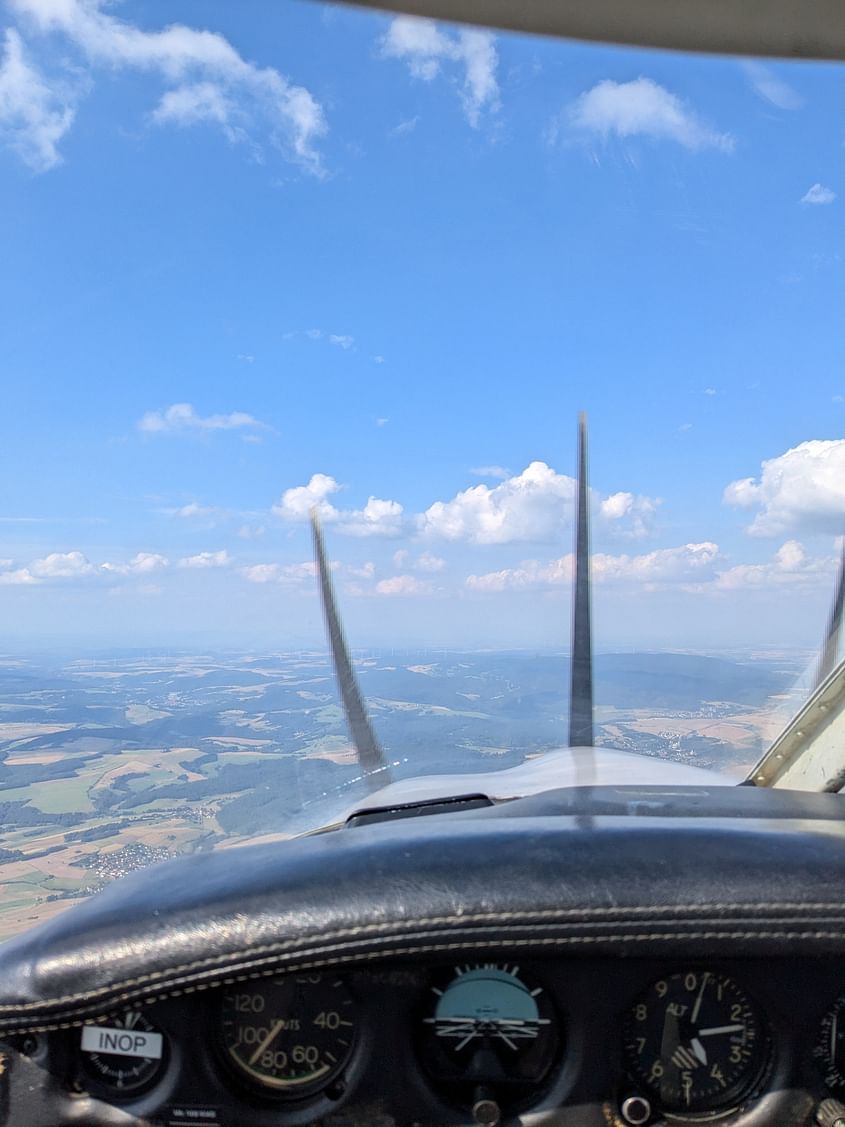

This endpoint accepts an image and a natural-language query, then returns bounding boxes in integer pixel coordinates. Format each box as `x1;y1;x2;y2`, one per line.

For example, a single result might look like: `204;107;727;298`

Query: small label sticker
165;1108;221;1125
80;1025;164;1060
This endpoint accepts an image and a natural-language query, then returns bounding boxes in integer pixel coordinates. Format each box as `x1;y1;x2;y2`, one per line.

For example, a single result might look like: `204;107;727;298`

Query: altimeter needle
248;1020;284;1066
690;1037;708;1065
698;1025;746;1037
691;973;709;1025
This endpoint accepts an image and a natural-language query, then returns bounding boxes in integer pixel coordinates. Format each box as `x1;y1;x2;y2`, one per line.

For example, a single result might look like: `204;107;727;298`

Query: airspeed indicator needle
248;1020;284;1067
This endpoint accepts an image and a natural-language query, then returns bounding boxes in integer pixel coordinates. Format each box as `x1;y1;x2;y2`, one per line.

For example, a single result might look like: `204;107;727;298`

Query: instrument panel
30;956;845;1125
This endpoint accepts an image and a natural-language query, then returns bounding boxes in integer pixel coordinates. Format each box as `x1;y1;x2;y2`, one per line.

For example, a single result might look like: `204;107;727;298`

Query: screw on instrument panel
19;1035;39;1057
472;1097;501;1126
326;1078;346;1101
620;1094;652;1125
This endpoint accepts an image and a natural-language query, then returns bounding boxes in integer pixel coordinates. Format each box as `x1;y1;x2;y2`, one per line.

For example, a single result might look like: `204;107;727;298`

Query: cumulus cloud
30;550;95;578
138;403;263;434
375;574;433;596
0;26;75;171
470;465;510;480
345;561;375;579
380;16;499;127
710;540;833;591
336;497;404;538
568;77;734;152
723;439;845;536
0;565;39;585
801;183;836;205
275;472;340;520
466;541;718;592
178;550;231;569
165;502;223;521
6;0;325;171
419;462;658;544
238;561;316;584
328;333;354;350
0;549;169;583
415;551;445;572
273;473;405;537
101;552;169;576
742;62;803;110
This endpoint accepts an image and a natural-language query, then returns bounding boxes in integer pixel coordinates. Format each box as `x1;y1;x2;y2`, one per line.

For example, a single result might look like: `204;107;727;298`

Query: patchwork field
0;648;801;940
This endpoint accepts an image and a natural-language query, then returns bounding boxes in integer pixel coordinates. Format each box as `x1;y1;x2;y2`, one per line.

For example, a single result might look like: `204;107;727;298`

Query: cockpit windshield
0;0;842;940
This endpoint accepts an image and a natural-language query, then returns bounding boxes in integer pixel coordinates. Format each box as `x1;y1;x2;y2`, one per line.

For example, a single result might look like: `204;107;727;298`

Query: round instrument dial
219;974;356;1097
814;994;845;1091
80;1011;167;1096
419;963;558;1086
623;971;767;1114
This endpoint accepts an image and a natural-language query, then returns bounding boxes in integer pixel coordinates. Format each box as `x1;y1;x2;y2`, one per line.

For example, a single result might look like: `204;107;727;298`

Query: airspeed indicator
219;974;357;1097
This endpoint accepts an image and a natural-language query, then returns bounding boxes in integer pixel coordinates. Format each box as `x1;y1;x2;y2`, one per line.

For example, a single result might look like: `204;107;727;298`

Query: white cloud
390;114;419;136
345;561;375;579
336;497;404;538
569;77;734;152
238;561;316;584
375;417;389;427
375;574;433;596
30;550;95;578
0;26;75;171
138;403;263;434
710;540;833;591
742;62;803;110
599;492;659;536
178;550;231;569
373;355;385;364
391;549;445;572
704;387;717;396
419;461;658;544
173;502;218;519
273;473;405;537
328;333;354;350
724;439;845;536
380;17;499;127
274;473;340;521
415;551;445;572
470;465;510;480
102;552;169;576
7;0;325;171
466;542;719;593
0;565;39;585
420;462;573;544
0;549;170;583
801;183;836;205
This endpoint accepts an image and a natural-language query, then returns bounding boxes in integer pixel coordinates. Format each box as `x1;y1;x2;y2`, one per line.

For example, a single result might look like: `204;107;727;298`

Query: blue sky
1;0;844;652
